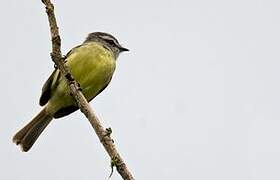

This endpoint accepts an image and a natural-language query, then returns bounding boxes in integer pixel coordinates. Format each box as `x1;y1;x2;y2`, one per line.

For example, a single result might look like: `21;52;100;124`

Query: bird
12;32;129;152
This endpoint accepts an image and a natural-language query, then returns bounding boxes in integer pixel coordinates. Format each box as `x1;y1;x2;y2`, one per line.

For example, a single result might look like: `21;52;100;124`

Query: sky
1;0;280;179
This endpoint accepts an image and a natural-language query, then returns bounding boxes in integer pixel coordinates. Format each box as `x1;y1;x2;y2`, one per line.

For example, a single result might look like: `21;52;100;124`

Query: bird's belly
48;55;115;111
79;61;115;100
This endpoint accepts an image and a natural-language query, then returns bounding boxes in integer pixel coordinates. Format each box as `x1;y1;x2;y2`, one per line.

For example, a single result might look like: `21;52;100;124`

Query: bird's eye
107;39;115;46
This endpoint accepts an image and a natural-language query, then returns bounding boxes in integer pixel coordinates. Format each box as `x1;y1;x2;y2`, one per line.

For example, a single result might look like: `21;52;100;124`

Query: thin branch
41;0;135;179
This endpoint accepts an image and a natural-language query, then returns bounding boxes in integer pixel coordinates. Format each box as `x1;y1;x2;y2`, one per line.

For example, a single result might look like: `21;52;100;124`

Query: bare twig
41;0;135;179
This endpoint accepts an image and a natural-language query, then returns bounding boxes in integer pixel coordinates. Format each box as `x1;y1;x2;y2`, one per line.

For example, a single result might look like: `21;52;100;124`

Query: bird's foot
105;127;112;136
65;73;74;82
77;82;82;91
62;55;67;63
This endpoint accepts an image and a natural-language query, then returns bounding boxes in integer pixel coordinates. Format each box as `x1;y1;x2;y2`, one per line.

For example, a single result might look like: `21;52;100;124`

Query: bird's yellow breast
47;42;116;112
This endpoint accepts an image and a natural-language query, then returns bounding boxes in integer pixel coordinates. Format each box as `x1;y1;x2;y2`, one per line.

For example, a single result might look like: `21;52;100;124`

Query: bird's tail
12;107;53;152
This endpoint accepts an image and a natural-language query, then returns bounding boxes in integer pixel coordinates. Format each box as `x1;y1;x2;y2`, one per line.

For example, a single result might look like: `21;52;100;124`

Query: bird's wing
53;76;113;119
39;45;82;106
39;69;60;106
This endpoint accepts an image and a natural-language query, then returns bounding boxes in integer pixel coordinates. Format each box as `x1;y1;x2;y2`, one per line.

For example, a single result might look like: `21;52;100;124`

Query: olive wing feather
39;69;60;106
39;45;82;106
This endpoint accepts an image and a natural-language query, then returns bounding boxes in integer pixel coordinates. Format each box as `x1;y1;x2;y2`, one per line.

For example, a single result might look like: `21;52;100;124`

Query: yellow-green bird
13;32;129;152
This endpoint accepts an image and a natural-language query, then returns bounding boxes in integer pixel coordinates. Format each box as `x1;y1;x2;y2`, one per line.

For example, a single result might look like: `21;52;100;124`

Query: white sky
1;0;280;179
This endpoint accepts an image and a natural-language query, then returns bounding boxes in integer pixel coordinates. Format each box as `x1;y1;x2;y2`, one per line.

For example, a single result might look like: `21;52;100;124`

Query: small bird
13;32;129;152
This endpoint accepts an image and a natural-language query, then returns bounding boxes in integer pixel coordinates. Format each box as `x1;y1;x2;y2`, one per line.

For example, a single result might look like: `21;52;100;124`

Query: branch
41;1;135;179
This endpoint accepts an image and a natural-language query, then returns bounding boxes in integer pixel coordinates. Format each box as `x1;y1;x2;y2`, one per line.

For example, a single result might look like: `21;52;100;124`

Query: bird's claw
105;127;112;136
77;83;82;91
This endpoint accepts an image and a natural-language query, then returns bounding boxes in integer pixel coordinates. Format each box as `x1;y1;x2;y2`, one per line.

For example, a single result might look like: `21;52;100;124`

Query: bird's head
84;32;129;58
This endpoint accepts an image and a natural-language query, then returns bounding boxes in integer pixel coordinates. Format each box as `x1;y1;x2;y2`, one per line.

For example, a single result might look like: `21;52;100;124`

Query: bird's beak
119;46;129;52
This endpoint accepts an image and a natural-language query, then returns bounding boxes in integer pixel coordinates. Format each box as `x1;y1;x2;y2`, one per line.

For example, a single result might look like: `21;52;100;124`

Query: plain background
1;0;280;179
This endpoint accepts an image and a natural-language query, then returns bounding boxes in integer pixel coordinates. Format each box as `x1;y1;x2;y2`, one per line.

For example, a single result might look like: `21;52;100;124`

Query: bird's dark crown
84;32;128;53
85;32;118;45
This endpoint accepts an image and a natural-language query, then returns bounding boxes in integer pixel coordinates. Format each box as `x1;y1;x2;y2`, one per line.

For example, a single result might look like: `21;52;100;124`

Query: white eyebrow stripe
100;35;119;45
101;35;114;40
